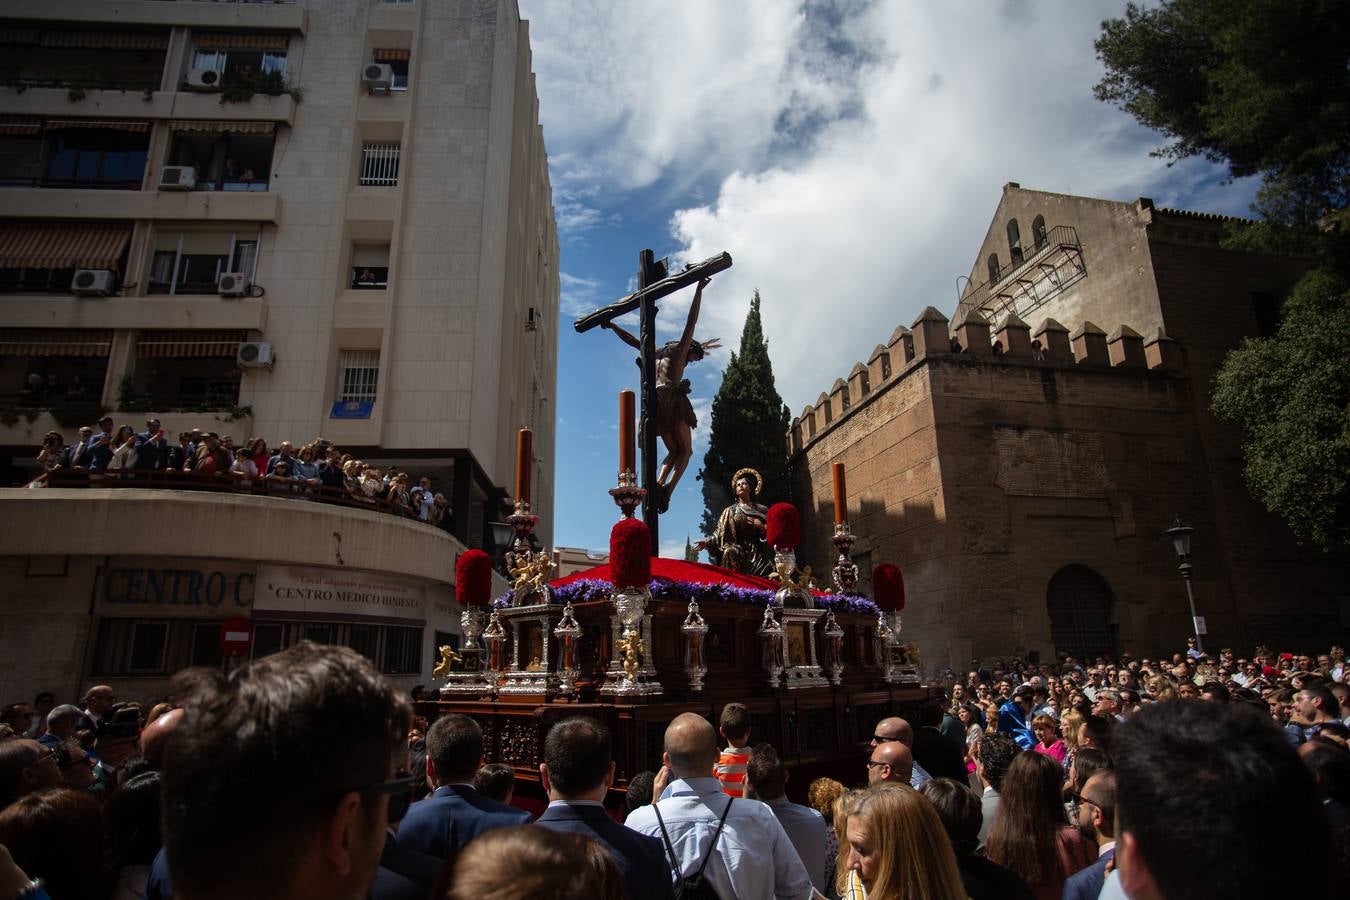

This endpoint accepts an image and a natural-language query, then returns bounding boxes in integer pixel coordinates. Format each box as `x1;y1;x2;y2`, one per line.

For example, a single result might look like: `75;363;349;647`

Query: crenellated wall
787;304;1345;670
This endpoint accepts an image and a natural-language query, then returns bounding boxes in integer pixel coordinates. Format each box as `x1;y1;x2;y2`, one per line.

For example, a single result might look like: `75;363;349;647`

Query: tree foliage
697;291;792;537
1094;0;1350;254
1211;270;1350;550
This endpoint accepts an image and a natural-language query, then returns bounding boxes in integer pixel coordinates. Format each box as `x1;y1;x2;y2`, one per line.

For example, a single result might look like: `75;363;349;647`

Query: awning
0;328;113;357
193;33;289;51
44;119;151;133
136;330;247;358
372;48;411;62
0;29;41;46
169;120;275;135
0;222;132;270
0;116;42;136
40;31;169;50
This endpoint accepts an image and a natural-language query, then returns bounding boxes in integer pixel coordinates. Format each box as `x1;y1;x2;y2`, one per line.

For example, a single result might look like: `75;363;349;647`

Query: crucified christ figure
603;277;720;512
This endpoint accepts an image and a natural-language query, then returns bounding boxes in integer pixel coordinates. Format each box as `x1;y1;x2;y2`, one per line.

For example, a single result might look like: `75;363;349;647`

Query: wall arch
1046;564;1116;661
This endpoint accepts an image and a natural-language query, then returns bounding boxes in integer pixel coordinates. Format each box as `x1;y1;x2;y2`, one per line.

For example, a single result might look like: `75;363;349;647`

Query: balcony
0;1;307;33
955;225;1088;324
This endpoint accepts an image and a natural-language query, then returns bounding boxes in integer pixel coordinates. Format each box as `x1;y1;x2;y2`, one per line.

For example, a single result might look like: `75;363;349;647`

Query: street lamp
1165;516;1203;654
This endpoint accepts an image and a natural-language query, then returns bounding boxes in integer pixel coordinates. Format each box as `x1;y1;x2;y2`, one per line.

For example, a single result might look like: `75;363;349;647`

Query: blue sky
516;0;1259;557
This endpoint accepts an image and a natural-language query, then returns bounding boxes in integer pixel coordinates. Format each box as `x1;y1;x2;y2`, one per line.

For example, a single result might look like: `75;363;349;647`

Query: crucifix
574;249;733;554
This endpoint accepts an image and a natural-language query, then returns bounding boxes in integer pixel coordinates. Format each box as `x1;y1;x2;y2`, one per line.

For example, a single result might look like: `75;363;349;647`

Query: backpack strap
651;803;681;873
691;797;734;882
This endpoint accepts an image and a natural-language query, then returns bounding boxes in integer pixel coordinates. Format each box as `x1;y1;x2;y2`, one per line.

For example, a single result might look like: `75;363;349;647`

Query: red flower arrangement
610;517;652;589
765;502;801;550
872;563;905;612
454;549;494;606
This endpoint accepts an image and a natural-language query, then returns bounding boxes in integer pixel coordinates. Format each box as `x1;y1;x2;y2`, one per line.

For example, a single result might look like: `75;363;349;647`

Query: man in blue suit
997;684;1036;749
1062;770;1115;900
534;716;674;899
396;713;530;860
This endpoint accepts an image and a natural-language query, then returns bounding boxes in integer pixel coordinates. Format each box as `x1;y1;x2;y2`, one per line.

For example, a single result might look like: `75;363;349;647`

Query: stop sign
218;616;254;657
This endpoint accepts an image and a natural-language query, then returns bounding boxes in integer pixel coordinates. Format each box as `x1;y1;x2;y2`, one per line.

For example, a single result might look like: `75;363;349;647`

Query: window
383;626;422;675
351;244;390;289
252;622;285;658
192;48;288;86
338;350;380;403
0;267;77;294
987;253;1001;285
1007;219;1023;266
167;130;275;192
304;623;335;644
190;622;224;667
129;622;169;673
372;50;410;90
44;128;149;189
349;624;379;662
149;230;260;294
1032;215;1048;250
360;143;400;186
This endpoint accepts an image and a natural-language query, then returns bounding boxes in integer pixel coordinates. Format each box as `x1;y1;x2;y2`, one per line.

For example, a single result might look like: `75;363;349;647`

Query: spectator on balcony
44;374;59;396
21;373;44;402
134;420;169;471
63;427;93;469
432;493;452;529
89;415;115;447
387;472;412;513
266;440;295;475
192;433;221;471
317;448;346;493
108;426;139;471
65;374;87;399
230;447;258;486
292;444;320;481
85;432;114;473
36;431;65;475
410;476;435;521
247;438;269;474
359;465;385;500
169;432;193;471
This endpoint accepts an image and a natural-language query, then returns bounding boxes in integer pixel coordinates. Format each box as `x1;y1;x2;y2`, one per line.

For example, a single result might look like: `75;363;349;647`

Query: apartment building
0;0;560;547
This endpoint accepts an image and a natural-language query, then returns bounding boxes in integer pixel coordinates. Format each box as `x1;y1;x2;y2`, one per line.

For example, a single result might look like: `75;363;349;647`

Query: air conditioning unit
218;273;251;297
237;341;274;369
525;306;539;331
159;166;196;191
71;269;116;297
185;68;222;91
363;63;393;93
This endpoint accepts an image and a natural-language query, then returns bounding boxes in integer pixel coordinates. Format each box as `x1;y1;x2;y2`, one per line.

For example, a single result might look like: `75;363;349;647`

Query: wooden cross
574;249;733;553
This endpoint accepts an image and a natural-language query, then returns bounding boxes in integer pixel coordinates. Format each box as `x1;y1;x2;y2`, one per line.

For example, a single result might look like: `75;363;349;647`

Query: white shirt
910;758;933;788
625;776;814;900
762;795;829;894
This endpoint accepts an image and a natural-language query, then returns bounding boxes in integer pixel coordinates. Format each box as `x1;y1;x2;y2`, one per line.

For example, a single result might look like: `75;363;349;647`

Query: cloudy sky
517;0;1257;557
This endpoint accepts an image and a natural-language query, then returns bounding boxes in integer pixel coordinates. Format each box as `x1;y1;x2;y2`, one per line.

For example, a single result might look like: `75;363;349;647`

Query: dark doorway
1046;565;1116;661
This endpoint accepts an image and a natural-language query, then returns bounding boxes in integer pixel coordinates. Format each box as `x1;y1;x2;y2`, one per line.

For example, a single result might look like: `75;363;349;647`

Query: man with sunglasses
160;642;410;900
1063;770;1116;900
870;717;930;786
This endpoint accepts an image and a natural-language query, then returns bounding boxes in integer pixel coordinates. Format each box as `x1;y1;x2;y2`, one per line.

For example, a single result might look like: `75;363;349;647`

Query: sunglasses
865;759;889;769
871;734;902;744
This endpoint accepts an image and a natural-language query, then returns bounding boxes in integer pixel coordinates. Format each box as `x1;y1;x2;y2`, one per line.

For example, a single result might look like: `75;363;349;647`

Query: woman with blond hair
841;782;967;900
1058;708;1085;775
986;751;1095;900
1146;673;1177;701
808;777;847;894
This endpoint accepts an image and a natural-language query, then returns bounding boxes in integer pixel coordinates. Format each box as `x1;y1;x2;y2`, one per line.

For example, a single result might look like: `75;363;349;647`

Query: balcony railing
0;176;143;190
955;224;1087;324
359;143;400;186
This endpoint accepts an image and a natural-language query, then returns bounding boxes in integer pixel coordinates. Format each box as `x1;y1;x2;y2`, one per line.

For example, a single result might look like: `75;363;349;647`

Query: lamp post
1165;517;1203;654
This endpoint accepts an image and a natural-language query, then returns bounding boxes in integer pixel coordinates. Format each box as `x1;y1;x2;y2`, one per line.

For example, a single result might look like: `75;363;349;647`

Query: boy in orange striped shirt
715;702;753;797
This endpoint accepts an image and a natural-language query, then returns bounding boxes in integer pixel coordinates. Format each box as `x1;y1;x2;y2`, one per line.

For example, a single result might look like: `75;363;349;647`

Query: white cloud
559;272;604;317
523;1;1251;412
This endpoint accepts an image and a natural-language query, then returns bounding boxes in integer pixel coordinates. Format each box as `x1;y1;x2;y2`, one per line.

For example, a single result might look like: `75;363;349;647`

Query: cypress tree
698;290;792;537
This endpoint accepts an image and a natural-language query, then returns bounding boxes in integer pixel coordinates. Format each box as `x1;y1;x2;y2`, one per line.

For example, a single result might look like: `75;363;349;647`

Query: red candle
619;390;635;474
832;462;847;524
515;428;532;505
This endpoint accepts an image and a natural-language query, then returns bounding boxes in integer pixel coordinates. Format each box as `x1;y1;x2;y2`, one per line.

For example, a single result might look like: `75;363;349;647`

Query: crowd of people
23;413;455;526
1;637;1347;899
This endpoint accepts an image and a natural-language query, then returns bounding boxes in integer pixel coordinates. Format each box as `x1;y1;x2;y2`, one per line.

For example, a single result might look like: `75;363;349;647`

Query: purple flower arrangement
494;577;879;615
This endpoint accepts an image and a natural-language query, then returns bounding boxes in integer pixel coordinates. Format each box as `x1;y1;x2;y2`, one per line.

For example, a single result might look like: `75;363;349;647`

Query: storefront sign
255;564;426;621
95;558;256;618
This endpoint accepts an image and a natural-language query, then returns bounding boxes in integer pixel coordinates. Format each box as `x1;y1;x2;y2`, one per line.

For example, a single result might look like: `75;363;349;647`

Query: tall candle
515;428;532;505
832;462;847;524
619;390;635;474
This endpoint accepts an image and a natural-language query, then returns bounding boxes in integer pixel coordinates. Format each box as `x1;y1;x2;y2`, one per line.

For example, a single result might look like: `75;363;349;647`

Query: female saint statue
698;468;773;576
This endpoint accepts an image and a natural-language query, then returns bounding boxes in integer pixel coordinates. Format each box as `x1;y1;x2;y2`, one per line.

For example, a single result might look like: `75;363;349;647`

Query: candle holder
608;469;646;519
822;609;845;686
482;609;507;698
505;499;553;606
553;601;582;698
771;548;815;609
831;522;860;595
681;599;708;693
758;604;785;690
439;606;489;697
875;610;921;685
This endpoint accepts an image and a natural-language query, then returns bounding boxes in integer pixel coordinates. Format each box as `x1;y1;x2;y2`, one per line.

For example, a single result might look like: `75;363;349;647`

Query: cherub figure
616;630;645;681
603;276;720;511
432;645;462;677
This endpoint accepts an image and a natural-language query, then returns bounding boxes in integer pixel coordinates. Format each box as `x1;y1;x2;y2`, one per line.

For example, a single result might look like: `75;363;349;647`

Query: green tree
1093;0;1349;256
697;291;792;537
1211;270;1350;551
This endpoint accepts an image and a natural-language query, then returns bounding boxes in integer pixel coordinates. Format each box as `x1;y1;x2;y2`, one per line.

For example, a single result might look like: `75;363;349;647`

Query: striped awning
193;33;289;51
0;222;132;270
137;330;247;359
0;328;113;357
40;31;169;50
0;29;41;46
0;116;42;136
169;120;275;135
373;48;411;62
44;119;151;133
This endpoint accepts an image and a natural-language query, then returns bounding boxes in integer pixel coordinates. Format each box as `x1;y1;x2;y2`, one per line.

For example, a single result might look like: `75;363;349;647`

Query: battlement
788;306;1183;455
